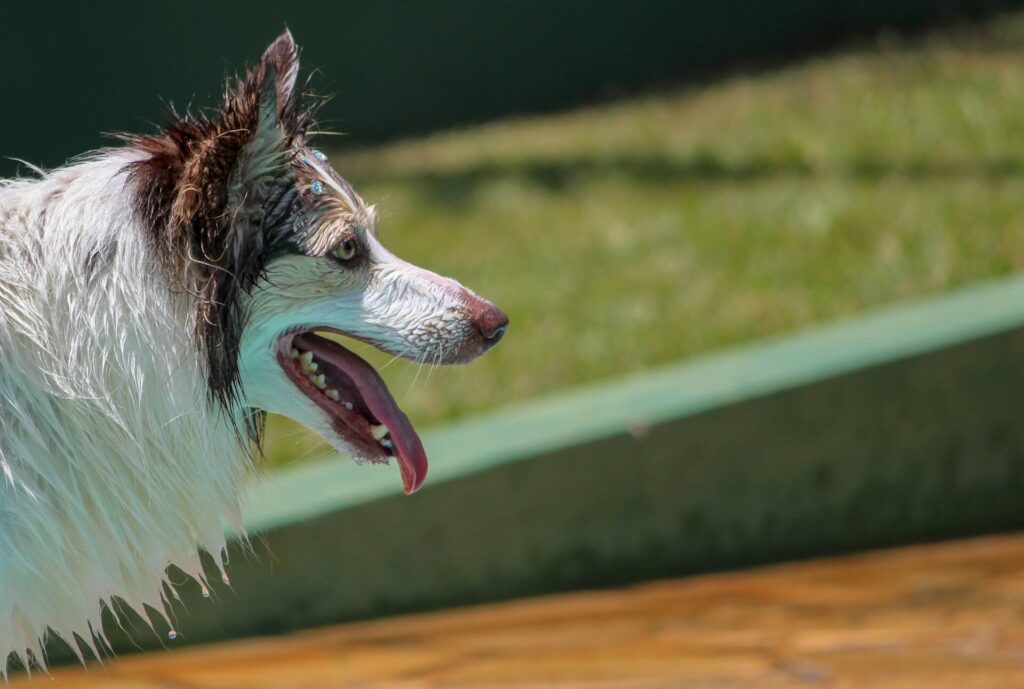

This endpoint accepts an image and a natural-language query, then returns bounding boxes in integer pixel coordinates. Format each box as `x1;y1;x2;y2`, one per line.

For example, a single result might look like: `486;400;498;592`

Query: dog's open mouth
275;329;427;494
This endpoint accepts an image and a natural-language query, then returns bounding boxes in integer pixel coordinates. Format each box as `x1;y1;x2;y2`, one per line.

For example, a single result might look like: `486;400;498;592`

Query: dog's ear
218;29;304;151
218;32;299;222
164;34;299;272
130;30;307;244
225;29;302;143
260;29;300;121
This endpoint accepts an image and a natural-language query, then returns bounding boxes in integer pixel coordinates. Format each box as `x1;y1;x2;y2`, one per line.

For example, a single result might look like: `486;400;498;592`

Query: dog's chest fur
0;153;250;666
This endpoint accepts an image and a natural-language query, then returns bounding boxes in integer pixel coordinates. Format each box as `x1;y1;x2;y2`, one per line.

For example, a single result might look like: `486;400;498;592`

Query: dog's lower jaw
0;153;254;673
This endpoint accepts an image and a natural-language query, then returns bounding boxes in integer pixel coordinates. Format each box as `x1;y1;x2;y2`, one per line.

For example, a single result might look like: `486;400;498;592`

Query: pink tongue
295;334;428;494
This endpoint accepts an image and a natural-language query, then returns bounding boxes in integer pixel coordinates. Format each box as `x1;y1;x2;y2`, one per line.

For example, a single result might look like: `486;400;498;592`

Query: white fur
0;153;247;670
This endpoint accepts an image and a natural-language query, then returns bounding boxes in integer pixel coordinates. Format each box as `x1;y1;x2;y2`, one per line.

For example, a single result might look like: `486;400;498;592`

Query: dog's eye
331;237;358;262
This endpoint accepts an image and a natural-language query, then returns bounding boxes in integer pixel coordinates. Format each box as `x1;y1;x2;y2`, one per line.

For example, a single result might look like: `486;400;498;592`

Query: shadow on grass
352;152;1024;203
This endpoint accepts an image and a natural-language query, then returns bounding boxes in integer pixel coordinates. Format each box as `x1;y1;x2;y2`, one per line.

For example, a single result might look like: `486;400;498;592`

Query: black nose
477;306;509;346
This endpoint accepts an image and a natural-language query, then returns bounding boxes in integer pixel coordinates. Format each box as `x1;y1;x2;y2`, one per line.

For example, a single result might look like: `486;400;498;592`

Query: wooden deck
15;532;1024;688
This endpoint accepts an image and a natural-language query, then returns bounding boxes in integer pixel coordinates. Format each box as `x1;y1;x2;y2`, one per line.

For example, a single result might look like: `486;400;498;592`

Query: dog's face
239;149;506;493
129;32;505;493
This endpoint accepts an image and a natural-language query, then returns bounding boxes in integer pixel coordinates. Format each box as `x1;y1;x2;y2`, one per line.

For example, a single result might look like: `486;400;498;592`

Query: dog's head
127;32;506;493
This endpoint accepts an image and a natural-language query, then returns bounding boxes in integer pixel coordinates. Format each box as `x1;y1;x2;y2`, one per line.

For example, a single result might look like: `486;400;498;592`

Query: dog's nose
475;304;509;348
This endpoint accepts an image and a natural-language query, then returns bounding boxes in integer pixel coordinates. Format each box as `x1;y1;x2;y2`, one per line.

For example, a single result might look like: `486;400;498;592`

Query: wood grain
14;533;1024;688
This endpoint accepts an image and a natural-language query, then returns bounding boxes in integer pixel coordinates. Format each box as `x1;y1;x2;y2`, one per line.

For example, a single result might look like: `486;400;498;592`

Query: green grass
263;14;1024;466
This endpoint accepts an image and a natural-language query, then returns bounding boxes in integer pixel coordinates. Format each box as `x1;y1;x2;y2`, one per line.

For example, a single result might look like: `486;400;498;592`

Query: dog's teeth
344;401;354;411
326;389;340;401
298;351;315;372
311;373;326;389
289;348;299;359
370;424;389;441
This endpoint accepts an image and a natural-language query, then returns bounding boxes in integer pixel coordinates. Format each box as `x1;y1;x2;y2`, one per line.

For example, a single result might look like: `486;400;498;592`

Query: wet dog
0;31;506;670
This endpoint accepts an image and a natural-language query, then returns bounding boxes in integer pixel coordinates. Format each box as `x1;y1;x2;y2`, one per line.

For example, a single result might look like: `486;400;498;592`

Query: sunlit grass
263;14;1024;466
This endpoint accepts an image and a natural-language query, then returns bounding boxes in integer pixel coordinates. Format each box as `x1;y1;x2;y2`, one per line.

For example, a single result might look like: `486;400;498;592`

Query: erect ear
221;29;302;146
224;59;294;238
129;30;308;269
218;33;304;275
260;29;300;118
218;30;306;225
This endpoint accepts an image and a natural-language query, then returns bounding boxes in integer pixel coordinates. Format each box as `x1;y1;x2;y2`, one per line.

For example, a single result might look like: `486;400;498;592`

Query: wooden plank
15;532;1024;688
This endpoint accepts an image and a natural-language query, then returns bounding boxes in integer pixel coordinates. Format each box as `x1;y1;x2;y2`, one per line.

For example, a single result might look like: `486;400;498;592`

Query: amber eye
331;237;358;262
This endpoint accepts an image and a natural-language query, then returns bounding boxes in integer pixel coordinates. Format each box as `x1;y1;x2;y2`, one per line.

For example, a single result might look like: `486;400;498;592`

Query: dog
0;31;507;671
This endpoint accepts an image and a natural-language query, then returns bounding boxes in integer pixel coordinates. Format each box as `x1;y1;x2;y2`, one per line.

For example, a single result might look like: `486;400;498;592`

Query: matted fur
0;31;506;673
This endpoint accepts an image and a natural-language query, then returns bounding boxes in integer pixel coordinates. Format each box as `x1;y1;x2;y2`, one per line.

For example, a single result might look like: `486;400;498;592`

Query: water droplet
222;574;231;585
168;630;177;640
311;180;323;194
312;149;327;161
201;586;210;599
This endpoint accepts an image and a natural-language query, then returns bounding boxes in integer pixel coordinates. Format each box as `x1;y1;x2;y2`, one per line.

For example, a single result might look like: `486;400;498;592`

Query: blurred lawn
264;14;1024;466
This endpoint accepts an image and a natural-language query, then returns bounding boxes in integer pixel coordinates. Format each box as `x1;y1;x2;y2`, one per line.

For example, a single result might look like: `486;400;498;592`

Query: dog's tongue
295;334;427;494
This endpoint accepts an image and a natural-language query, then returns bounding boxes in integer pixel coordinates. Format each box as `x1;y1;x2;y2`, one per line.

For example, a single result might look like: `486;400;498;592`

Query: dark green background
1;0;1018;176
